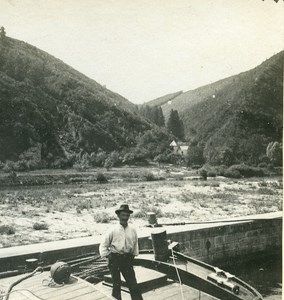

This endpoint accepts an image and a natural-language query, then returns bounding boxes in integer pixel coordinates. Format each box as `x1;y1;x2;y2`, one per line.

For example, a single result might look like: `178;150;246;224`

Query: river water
229;253;282;300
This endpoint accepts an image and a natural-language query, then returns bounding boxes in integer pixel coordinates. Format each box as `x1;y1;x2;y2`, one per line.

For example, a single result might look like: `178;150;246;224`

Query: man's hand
129;255;135;265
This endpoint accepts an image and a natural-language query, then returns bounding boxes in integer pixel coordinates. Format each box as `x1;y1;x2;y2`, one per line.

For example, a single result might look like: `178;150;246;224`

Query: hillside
0;35;152;167
158;52;283;165
146;91;183;107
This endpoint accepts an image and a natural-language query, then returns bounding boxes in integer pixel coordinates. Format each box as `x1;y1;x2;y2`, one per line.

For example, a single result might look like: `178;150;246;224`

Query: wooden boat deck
0;252;262;300
0;272;114;300
97;280;217;300
99;266;218;300
0;265;217;300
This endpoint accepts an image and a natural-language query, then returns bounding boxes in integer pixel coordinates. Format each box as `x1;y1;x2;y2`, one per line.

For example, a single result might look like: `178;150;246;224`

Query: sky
0;0;283;103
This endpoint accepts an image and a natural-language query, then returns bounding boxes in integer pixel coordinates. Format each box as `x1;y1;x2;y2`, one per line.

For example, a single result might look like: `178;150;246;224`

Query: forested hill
157;51;283;165
0;35;153;167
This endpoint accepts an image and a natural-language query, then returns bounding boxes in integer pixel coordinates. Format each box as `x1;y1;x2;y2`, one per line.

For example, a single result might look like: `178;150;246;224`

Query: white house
170;140;189;156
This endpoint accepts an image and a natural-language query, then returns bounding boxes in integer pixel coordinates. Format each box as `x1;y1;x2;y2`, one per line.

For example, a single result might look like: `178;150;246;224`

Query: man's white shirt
99;223;139;258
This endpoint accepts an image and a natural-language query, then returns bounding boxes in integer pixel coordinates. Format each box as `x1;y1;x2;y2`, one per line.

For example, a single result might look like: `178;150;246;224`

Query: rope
42;277;64;287
170;247;185;300
3;267;43;300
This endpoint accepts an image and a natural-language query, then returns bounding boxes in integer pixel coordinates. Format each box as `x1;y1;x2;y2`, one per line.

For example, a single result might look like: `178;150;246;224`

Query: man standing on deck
99;204;143;300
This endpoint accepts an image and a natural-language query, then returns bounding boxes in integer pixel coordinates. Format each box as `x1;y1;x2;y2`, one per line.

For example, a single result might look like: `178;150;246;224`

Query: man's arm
99;230;112;258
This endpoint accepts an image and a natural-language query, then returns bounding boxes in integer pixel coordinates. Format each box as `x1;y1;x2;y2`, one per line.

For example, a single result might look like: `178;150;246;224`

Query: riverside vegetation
0;165;282;248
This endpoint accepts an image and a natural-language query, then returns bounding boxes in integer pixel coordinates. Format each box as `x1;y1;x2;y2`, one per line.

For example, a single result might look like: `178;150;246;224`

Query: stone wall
0;212;281;272
138;214;282;267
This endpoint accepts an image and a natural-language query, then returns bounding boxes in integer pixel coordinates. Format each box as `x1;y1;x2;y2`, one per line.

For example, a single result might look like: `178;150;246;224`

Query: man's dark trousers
108;253;143;300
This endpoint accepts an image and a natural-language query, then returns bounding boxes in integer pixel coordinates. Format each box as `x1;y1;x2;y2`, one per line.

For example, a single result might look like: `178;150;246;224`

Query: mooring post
147;212;158;226
151;229;169;262
25;258;38;271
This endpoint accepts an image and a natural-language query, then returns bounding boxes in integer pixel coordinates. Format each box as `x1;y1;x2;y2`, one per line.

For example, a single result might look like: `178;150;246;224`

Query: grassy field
0;166;282;248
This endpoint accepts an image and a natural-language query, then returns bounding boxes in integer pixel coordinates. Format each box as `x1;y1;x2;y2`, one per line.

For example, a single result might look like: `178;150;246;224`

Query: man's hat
115;204;133;215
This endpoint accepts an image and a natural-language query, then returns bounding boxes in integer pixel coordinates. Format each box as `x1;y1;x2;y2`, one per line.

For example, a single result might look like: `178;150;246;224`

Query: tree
104;156;114;170
157;107;165;127
154;153;167;166
139;105;165;127
167;109;184;140
266;141;282;166
136;127;170;158
219;147;235;166
186;144;204;166
0;26;7;47
0;27;6;39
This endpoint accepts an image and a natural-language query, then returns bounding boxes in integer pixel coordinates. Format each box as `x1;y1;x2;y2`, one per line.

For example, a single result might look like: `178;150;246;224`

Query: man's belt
110;252;133;257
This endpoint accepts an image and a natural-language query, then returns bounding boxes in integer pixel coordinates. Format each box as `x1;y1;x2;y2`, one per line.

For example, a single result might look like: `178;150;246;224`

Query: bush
200;166;217;177
191;164;201;169
12;160;28;171
132;206;163;219
104;157;114;170
215;165;227;176
186;145;204;166
154;154;168;165
141;172;156;181
0;225;16;235
26;159;42;170
94;212;116;223
199;169;207;180
266;141;282;166
73;162;88;172
219;147;235;166
257;162;268;168
76;201;90;211
229;164;264;177
7;170;18;181
223;168;241;179
122;148;149;165
33;222;48;230
259;155;270;164
273;167;283;175
52;158;71;169
207;170;217;177
258;188;275;195
97;172;108;183
3;161;14;173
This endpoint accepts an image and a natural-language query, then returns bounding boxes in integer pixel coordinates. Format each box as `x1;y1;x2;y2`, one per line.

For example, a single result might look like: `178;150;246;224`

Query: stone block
214;235;225;246
190;239;201;249
245;230;259;238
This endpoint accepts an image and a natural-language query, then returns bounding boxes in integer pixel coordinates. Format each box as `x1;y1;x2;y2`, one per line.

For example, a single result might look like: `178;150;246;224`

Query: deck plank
46;285;96;300
0;272;111;300
7;289;41;300
71;290;110;300
35;281;86;298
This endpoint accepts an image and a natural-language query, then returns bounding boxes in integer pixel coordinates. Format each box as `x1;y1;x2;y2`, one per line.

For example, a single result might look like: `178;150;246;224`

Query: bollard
25;258;38;271
147;212;157;226
151;229;169;262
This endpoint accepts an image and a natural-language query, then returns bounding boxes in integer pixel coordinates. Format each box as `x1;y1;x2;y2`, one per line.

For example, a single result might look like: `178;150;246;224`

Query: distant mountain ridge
146;91;183;107
148;51;283;165
0;36;152;166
